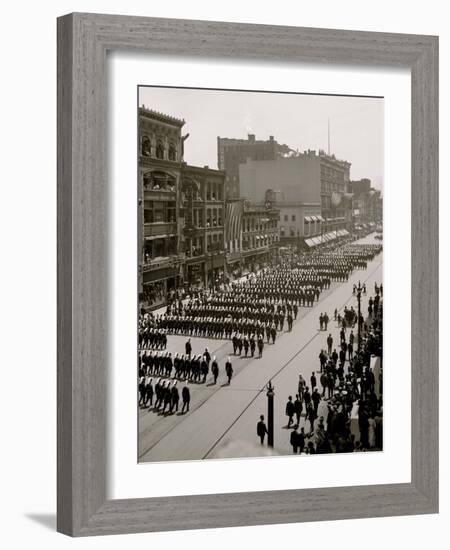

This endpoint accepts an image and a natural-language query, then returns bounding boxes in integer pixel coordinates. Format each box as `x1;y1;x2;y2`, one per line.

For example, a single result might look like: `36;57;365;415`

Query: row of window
143;236;177;261
143;201;176;224
192;207;223;228
205;181;223;201
141;136;178;161
185;234;224;257
322;182;346;194
243;218;277;233
242;234;279;250
143;171;176;191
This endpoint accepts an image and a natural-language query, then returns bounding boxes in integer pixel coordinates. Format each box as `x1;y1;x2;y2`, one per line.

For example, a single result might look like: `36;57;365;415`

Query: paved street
139;233;382;462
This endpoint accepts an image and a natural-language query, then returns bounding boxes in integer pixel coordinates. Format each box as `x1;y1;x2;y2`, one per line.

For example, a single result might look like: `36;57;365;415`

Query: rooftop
139;106;185;127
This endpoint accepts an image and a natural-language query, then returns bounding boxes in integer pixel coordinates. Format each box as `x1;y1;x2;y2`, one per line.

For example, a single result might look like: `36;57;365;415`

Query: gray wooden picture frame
57;12;439;537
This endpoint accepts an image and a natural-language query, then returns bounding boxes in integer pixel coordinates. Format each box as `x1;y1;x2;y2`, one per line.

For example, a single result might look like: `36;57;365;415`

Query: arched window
141;136;151;156
168;142;176;161
156;140;164;159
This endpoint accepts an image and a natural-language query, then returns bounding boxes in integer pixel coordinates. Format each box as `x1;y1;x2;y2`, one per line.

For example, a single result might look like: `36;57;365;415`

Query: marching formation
138;243;382;351
138;236;383;458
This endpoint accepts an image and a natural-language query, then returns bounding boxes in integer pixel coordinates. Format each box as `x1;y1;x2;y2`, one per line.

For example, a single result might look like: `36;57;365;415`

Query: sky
139;86;384;191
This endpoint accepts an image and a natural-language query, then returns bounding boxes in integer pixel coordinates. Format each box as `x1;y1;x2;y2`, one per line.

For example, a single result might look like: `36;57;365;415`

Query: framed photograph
57;13;438;536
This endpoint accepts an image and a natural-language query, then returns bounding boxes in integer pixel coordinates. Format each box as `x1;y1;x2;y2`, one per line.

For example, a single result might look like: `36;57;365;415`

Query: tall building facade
139;107;226;308
217;134;295;199
182;164;226;288
238;149;352;243
139;107;185;307
317;150;352;233
239;156;323;246
349;179;383;226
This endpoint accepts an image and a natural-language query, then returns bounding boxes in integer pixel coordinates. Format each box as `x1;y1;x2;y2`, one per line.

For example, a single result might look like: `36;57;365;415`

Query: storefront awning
304;216;312;223
145;234;168;240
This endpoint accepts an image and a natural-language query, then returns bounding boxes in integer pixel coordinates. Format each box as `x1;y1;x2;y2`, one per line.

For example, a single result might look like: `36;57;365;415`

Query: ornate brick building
138;107;226;308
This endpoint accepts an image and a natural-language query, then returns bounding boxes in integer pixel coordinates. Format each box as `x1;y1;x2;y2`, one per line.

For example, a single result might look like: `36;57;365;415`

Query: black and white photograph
137;86;383;462
1;0;444;544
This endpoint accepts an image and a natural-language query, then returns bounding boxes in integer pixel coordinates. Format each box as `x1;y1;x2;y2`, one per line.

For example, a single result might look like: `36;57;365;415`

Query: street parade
136;93;385;462
138;237;383;458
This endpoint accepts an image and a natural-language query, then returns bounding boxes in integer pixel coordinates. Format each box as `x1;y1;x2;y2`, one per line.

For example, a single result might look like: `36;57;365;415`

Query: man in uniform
200;355;209;383
170;381;179;413
185;338;192;358
145;376;154;408
270;324;277;344
211;356;219;384
181;382;190;414
287;312;293;332
257;335;264;358
250;334;256;357
225;357;233;384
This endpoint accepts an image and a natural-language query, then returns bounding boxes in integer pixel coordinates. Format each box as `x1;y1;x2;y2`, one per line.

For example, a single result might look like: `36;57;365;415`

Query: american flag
225;200;243;251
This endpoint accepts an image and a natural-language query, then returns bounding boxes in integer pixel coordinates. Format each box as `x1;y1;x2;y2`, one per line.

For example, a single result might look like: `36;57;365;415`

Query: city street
139;233;382;462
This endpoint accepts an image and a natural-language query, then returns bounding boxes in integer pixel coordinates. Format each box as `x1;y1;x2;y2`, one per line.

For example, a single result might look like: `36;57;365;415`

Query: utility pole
356;280;363;353
266;380;275;447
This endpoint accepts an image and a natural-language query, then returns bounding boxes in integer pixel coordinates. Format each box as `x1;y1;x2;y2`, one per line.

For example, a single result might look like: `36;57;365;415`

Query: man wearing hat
256;414;268;445
311;388;321;417
225;357;233;384
211;356;219;384
170;381;179;413
185;338;192;358
285;395;295;428
290;427;301;454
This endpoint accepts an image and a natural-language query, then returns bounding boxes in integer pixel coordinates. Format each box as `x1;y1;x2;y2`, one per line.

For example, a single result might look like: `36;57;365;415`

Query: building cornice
139;106;185;128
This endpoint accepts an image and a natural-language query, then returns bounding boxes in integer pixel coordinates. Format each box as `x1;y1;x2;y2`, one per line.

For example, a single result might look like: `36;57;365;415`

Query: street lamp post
356;280;363;353
266;380;275;448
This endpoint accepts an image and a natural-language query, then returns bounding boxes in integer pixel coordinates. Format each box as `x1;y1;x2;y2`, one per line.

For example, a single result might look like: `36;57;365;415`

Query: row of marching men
139;357;235;416
139;377;190;414
139;349;233;383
